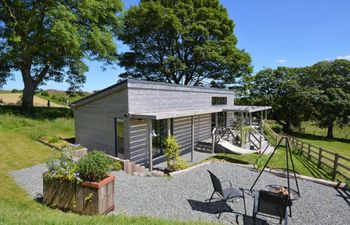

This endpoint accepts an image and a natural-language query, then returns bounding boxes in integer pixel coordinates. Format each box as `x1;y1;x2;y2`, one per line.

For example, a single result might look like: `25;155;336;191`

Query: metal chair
207;170;246;219
253;190;289;225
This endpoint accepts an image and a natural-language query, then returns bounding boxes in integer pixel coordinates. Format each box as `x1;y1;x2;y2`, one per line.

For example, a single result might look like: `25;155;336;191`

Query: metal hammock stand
249;136;301;218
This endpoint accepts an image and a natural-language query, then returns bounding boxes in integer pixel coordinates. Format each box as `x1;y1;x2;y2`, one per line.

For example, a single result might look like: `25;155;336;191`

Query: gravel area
11;162;350;225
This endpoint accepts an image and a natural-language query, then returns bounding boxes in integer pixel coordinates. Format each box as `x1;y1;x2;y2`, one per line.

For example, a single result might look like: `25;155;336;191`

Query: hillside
0;89;90;107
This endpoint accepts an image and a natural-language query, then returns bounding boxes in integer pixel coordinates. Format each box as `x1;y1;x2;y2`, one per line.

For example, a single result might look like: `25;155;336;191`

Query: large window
115;118;124;156
152;119;169;157
212;97;227;105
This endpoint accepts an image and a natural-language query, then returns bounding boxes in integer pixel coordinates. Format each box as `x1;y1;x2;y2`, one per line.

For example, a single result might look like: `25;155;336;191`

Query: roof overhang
129;108;224;120
223;105;271;113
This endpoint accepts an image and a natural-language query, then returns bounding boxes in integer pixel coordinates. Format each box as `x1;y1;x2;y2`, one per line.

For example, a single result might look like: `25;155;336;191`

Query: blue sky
2;0;350;91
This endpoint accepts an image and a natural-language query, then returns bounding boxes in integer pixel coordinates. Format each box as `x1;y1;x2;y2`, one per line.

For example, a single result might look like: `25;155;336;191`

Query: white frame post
191;116;194;162
148;119;153;171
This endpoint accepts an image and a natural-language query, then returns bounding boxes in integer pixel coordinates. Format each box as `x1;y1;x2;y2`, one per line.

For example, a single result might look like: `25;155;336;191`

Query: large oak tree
308;59;350;138
0;0;122;108
118;0;252;87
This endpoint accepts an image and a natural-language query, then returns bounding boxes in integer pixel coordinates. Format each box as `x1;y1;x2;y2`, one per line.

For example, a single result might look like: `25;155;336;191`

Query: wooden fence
289;137;350;183
262;122;350;184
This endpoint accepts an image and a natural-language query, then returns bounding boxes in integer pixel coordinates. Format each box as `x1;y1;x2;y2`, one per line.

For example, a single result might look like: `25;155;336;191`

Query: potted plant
43;148;115;215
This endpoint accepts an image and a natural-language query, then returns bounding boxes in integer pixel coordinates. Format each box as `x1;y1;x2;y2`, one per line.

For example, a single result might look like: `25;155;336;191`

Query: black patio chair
253;190;289;225
207;170;246;219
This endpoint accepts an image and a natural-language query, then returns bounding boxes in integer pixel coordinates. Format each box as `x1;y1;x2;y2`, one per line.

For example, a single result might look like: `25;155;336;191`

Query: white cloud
336;55;350;60
277;59;287;64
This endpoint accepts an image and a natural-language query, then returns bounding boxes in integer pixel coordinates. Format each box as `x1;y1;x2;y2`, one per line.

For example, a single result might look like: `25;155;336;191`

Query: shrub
40;90;50;97
111;161;123;171
48;135;60;144
164;136;188;171
0;98;3;104
11;89;20;93
77;151;112;182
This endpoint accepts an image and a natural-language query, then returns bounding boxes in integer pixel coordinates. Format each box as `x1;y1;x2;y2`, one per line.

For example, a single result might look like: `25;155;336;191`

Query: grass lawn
212;146;333;182
0;109;211;225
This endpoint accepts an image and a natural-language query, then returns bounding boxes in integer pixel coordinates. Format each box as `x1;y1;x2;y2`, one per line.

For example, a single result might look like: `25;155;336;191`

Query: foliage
111;161;123;171
40;91;50;97
0;105;73;119
164;136;189;171
45;147;80;183
0;0;123;107
118;0;251;87
250;67;317;132
307;59;350;138
47;135;60;144
77;150;112;182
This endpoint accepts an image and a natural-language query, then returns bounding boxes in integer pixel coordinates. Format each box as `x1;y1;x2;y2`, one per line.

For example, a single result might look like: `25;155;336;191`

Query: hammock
218;139;260;155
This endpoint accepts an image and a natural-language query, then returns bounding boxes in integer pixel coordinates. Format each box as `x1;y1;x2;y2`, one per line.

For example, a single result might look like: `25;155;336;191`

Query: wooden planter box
43;174;115;215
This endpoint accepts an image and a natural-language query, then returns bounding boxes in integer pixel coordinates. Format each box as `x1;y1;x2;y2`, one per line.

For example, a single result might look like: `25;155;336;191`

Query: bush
40;90;50;97
164;136;189;171
0;98;3;104
77;151;112;182
11;89;20;93
48;135;60;144
111;161;123;171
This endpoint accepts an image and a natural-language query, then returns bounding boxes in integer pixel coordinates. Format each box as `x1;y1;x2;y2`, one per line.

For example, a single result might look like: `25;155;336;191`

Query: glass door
115;118;124;158
152;119;168;157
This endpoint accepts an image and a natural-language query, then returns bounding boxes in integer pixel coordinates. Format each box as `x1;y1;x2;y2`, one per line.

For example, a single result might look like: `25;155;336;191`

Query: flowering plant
44;147;113;183
44;147;81;183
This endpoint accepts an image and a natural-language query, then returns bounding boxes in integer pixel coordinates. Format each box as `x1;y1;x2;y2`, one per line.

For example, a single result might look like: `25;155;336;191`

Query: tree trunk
326;123;334;139
22;83;35;108
21;69;36;109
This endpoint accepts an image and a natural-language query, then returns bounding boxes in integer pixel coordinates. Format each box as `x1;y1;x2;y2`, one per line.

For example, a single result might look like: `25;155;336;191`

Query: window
212;97;227;105
115;118;124;156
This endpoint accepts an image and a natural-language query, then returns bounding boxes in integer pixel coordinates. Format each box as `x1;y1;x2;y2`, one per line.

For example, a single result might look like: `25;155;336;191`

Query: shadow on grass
289;131;350;144
294;154;331;180
0;105;73;119
212;155;252;165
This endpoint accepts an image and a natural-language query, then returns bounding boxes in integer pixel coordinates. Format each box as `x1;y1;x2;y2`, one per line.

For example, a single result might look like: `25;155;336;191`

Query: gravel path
11;162;350;225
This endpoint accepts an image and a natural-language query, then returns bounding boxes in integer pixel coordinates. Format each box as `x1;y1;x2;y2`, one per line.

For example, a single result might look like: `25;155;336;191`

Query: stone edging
169;161;213;177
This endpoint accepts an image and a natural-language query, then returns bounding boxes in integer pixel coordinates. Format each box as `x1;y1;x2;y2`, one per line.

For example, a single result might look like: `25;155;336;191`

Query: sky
2;0;350;91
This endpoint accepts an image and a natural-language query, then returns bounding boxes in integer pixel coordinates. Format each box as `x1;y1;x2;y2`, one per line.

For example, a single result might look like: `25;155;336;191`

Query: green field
0;89;90;107
267;120;350;156
0;107;210;225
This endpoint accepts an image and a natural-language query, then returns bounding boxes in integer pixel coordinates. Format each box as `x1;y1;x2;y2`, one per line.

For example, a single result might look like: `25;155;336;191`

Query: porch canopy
223;105;271;113
129;108;224;120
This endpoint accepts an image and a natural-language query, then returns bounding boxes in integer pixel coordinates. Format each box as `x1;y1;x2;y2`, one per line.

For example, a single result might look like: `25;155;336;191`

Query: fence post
295;139;299;149
307;144;311;159
317;148;323;168
332;154;339;181
301;142;304;152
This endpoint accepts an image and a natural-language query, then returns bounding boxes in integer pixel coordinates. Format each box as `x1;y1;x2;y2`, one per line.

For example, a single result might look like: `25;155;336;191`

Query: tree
0;0;122;108
308;59;350;138
118;0;251;87
250;67;316;132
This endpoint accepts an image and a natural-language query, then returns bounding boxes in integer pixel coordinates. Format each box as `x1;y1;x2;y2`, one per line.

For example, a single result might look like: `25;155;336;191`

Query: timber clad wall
128;82;234;114
226;111;234;127
173;114;211;152
74;89;128;156
127;119;148;164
